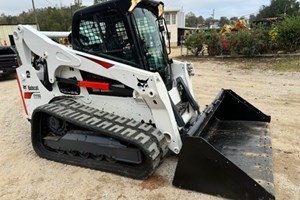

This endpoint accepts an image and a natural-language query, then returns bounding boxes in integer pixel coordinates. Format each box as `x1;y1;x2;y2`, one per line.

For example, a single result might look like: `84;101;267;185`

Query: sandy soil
0;54;300;199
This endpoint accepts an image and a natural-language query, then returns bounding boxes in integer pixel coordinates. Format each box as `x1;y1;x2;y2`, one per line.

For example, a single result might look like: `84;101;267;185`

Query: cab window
76;12;138;66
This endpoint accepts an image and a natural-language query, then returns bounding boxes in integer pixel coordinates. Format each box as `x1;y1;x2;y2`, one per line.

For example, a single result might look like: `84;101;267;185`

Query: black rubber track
31;98;169;179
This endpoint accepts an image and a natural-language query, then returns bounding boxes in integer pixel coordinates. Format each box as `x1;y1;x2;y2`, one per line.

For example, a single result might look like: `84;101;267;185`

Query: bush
269;26;280;50
229;29;271;56
252;28;272;54
184;32;206;56
184;29;275;57
206;32;222;56
277;16;300;52
230;30;257;56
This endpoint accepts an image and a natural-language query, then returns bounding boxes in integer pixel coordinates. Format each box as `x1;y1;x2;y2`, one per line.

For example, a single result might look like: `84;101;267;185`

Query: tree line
186;0;300;28
0;3;83;31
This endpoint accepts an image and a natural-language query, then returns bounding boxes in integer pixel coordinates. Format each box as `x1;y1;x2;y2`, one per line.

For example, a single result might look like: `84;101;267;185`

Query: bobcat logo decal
137;78;149;88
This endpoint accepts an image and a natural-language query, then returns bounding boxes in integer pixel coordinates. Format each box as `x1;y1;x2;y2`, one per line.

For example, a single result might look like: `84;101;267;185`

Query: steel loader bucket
173;89;275;200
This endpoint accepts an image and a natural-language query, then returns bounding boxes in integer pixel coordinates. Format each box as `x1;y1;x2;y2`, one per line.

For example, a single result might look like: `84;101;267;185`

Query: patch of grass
234;57;300;71
271;57;300;71
173;55;300;72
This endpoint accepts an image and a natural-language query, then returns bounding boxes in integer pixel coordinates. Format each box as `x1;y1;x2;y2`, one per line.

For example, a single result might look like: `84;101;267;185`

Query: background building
0;24;37;46
0;24;18;46
163;9;185;47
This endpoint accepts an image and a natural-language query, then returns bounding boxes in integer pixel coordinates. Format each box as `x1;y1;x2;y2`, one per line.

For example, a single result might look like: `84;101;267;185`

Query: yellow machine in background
219;18;248;34
217;18;248;53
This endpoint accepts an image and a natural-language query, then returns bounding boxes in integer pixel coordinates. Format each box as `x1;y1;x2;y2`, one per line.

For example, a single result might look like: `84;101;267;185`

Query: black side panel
173;137;275;200
213;89;271;122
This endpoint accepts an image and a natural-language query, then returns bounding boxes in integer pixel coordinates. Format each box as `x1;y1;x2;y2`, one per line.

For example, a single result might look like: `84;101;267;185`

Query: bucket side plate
173;89;274;199
173;129;274;199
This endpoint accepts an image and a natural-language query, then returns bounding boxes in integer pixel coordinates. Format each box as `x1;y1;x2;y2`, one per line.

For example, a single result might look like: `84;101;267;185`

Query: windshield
133;8;169;76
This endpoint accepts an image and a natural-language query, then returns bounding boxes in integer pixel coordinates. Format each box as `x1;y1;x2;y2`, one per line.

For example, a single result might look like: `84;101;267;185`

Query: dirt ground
0;52;300;199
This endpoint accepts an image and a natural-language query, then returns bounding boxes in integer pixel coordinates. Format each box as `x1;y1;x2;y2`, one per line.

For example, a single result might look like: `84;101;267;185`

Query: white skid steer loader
14;0;275;199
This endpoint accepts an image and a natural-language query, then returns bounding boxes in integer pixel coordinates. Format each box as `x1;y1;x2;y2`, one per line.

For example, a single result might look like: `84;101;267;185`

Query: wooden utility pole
31;0;40;30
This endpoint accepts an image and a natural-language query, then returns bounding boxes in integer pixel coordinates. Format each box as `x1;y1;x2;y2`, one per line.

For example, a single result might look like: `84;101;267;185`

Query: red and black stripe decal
78;54;114;69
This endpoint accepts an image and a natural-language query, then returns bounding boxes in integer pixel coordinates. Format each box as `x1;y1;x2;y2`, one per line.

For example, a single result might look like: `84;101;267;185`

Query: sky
1;0;271;19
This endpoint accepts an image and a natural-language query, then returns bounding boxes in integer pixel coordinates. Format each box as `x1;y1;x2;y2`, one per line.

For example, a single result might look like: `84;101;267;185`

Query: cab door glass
77;12;138;66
